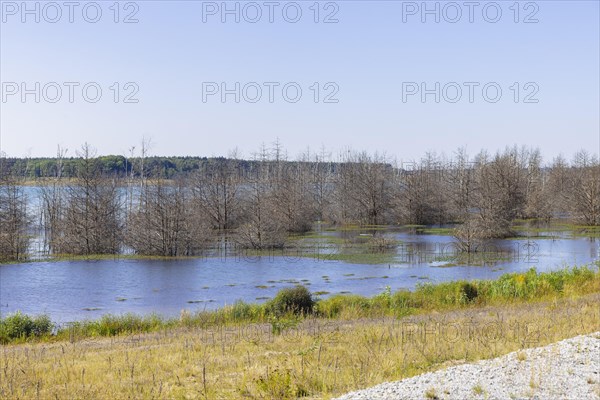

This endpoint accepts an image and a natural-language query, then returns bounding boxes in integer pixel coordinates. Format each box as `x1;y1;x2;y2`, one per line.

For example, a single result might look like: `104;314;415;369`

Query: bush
267;286;314;316
460;282;479;303
0;312;52;342
370;285;392;312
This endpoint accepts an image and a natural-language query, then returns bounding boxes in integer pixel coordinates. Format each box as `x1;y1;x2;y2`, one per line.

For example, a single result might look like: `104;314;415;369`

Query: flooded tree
60;144;123;255
235;147;286;249
569;151;600;225
333;151;394;225
395;153;448;225
270;159;314;234
127;178;209;256
304;147;335;222
192;155;242;231
0;158;30;262
523;149;552;221
546;155;571;217
469;147;528;238
40;146;68;254
453;219;484;253
445;147;475;222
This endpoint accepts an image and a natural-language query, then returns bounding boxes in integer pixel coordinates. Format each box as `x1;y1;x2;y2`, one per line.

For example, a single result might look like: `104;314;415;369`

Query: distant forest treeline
1;156;257;179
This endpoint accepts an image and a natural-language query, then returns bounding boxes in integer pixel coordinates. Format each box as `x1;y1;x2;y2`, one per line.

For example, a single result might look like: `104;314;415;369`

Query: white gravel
334;332;600;400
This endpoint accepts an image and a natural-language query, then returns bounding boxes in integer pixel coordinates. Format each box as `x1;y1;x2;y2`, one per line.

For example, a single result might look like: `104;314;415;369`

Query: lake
1;229;598;323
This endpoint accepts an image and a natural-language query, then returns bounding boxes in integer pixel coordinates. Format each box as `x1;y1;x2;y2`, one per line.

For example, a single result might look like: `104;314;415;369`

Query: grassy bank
1;286;598;398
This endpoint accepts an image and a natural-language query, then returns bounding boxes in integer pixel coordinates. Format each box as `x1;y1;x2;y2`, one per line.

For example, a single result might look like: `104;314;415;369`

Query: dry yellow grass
1;294;599;399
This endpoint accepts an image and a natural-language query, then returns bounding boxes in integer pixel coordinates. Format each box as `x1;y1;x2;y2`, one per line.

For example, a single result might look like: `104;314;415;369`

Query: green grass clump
254;368;311;399
63;313;166;338
228;300;265;321
316;294;371;318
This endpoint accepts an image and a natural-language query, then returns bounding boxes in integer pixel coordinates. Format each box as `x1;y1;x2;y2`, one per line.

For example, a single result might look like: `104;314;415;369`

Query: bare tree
270;154;314;233
395;153;448;225
60;144;122;255
0;159;30;262
235;147;286;249
469;147;528;238
523;149;551;221
127;178;209;256
192;155;242;231
445;148;475;222
305;146;335;222
569;150;600;225
545;155;570;217
330;150;355;224
40;145;68;254
332;151;395;225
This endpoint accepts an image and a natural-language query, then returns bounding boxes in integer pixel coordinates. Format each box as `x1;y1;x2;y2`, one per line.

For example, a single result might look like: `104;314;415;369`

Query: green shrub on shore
266;285;315;316
0;312;52;343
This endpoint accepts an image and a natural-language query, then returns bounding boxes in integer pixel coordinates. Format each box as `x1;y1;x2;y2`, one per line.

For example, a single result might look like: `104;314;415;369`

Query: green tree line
0;156;254;179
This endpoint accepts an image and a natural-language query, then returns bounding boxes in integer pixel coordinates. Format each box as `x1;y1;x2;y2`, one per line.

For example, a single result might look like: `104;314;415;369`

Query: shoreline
2;264;599;345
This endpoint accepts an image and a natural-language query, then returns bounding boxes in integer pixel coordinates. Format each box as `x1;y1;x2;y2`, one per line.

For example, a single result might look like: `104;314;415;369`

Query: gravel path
335;332;600;400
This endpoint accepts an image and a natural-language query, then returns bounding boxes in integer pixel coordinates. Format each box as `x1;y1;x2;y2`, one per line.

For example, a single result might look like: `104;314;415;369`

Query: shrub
0;312;52;342
370;285;393;312
460;282;479;303
267;286;314;316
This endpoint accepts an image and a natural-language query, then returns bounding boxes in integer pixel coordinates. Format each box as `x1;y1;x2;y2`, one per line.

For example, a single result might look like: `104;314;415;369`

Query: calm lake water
1;230;598;323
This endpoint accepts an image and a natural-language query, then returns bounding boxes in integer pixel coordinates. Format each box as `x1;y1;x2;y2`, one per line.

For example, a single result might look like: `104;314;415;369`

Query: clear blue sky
1;0;599;161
